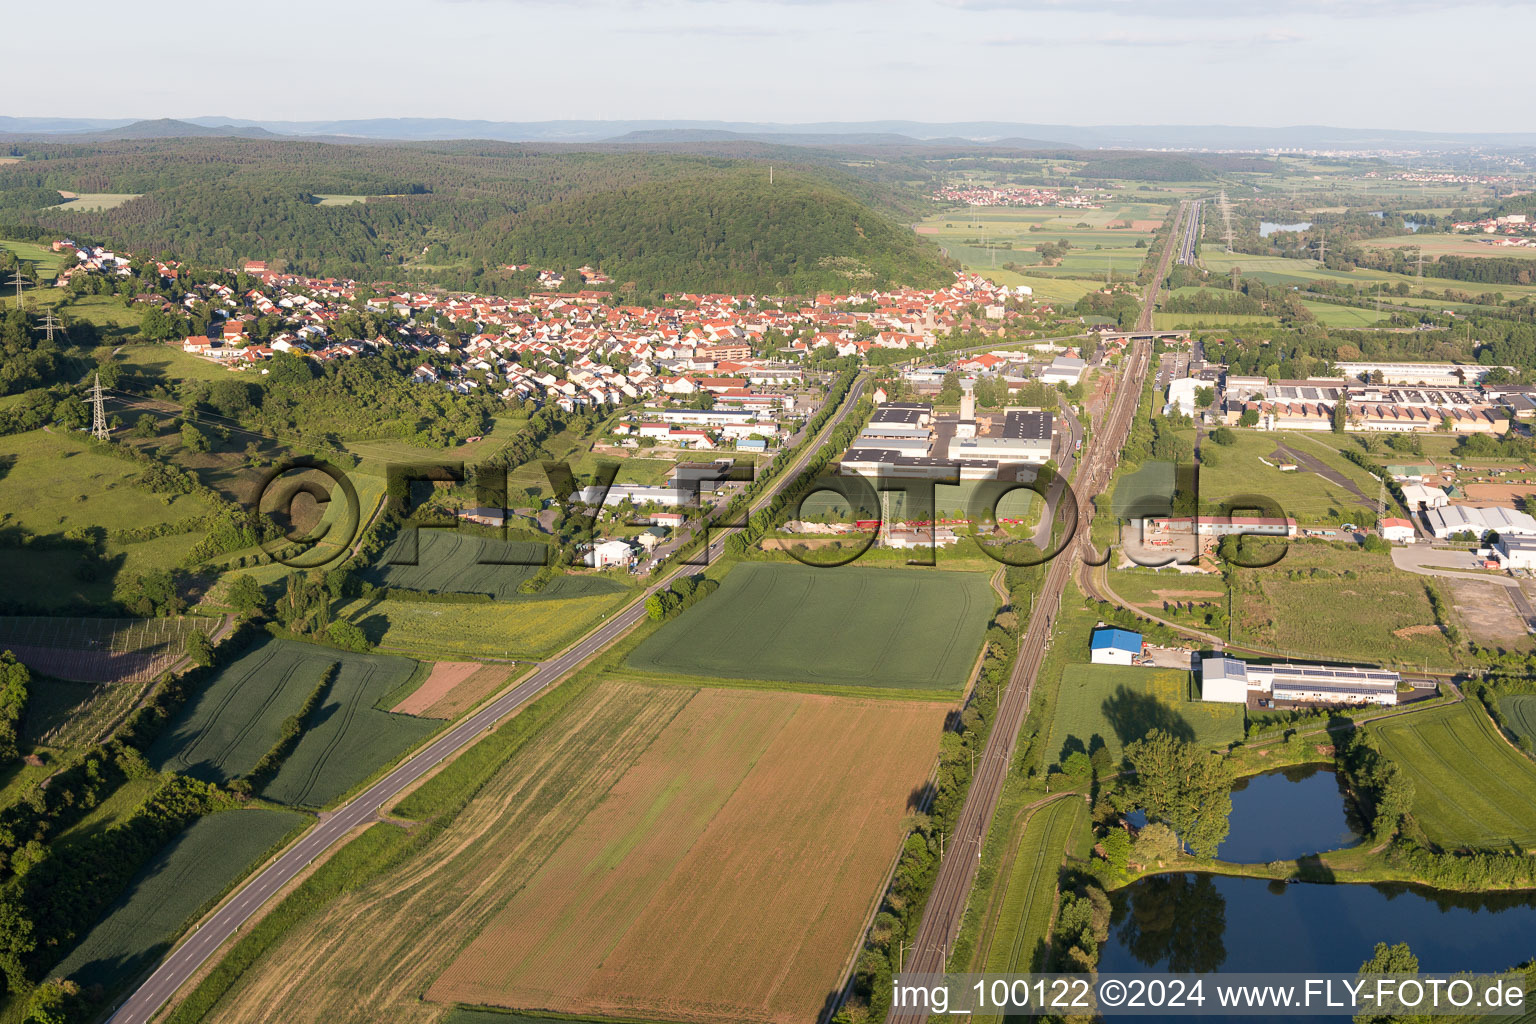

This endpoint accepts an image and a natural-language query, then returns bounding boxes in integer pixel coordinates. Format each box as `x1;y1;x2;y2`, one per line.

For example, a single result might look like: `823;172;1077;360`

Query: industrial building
1142;515;1299;540
1200;654;1400;707
1334;361;1510;386
1494;535;1536;571
1039;355;1087;386
1423;504;1536;540
570;483;694;508
1090;627;1143;665
840;404;1052;481
1379;518;1417;544
1400;483;1449;511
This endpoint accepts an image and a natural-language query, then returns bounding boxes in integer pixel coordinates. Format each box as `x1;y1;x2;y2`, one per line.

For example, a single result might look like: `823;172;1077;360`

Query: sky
12;0;1536;131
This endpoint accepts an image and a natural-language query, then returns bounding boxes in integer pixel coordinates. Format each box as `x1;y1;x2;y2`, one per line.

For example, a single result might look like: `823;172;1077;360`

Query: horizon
11;0;1536;134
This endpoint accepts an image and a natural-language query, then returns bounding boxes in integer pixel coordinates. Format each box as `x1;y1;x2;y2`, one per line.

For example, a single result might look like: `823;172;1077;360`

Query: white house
1089;627;1141;666
1379;518;1417;544
584;539;634;569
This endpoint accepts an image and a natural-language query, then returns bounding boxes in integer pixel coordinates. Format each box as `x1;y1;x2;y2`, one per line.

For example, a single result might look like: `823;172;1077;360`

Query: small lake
1260;221;1311;237
1127;764;1359;863
1221;764;1358;863
1104;873;1536;977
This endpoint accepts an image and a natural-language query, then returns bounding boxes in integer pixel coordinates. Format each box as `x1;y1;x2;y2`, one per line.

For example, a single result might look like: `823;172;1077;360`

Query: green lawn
1047;663;1243;766
982;798;1087;975
1195;428;1382;524
1371;701;1536;850
1153;313;1278;330
149;637;436;807
1300;300;1390;328
626;562;995;691
49;807;306;993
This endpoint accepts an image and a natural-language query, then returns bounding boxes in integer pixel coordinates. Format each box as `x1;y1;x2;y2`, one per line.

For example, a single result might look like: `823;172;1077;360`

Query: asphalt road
108;376;870;1024
1176;198;1203;266
886;204;1181;1016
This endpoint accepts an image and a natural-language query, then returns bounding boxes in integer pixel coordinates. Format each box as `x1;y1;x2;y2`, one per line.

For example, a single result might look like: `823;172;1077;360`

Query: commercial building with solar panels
1200;654;1400;707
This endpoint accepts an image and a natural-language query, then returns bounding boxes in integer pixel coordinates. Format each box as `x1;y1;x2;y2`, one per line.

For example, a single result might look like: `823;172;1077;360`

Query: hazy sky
13;0;1535;130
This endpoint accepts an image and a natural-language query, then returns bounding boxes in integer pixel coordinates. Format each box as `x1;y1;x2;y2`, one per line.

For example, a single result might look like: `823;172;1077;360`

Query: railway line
885;203;1184;1016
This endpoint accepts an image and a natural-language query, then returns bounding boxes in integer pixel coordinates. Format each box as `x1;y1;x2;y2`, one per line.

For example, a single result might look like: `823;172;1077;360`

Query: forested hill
491;170;950;295
0;139;951;295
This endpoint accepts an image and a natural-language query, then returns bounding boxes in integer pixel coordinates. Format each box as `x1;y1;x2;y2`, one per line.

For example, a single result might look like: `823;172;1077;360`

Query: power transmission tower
1415;247;1425;279
89;372;110;441
1315;229;1327;265
4;273;22;308
41;313;63;343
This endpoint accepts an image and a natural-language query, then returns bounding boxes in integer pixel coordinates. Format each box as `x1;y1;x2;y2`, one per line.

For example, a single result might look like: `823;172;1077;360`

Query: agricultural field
50;191;142;211
1047;664;1243;766
338;588;633;660
366;529;625;601
50;807;306;994
1229;541;1457;666
390;661;514;718
196;682;941;1024
915;202;1167;303
1500;695;1536;750
1361;232;1536;261
0;615;214;683
978;798;1087;978
149;637;436;807
626;562;994;692
1371;701;1536;850
1153;312;1277;330
1198;250;1536;304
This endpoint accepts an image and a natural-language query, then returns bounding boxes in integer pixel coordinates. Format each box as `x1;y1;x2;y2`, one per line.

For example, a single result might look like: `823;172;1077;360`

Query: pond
1260;221;1311;237
1127;764;1359;863
1104;873;1536;977
1221;764;1359;863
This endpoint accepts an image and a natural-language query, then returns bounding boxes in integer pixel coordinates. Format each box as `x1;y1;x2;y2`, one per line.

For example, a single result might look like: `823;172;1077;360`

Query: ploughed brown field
391;661;513;718
203;682;941;1024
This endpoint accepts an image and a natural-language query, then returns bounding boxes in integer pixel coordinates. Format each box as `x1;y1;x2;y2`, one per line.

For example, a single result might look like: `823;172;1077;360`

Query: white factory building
1494;535;1536;571
1423;504;1536;540
570;484;694;508
1201;654;1400;707
1334;361;1511;386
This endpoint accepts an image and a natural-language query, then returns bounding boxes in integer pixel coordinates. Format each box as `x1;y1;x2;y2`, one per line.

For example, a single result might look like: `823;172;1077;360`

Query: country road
885;201;1183;1015
108;376;871;1024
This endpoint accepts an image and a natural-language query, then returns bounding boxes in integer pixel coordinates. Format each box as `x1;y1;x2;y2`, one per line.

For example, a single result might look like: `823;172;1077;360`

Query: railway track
885;204;1183;1015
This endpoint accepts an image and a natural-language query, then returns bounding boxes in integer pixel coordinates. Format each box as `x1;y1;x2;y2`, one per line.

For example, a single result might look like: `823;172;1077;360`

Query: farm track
110;375;875;1024
884;204;1181;1018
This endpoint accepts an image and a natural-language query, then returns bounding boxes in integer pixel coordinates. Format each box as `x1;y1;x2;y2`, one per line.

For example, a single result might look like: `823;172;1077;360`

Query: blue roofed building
1090;626;1142;666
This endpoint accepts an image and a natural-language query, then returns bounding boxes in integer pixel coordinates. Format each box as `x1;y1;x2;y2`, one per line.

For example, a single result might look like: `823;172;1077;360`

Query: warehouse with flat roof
1200;654;1400;706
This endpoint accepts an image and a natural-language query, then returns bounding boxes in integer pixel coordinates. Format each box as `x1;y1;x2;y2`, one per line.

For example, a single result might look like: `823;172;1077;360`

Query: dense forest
0;140;953;295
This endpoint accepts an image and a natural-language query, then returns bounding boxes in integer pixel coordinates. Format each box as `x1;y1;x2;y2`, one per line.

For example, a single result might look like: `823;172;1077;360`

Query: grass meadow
1047;664;1244;766
980;798;1087;978
339;589;633;661
1229;541;1456;666
1371;701;1536;850
625;561;994;692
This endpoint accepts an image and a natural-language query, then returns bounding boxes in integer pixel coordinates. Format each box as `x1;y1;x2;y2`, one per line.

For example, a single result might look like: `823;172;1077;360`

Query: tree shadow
1100;684;1196;748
